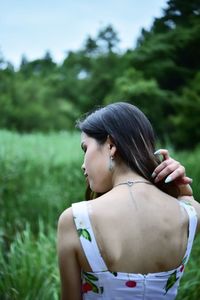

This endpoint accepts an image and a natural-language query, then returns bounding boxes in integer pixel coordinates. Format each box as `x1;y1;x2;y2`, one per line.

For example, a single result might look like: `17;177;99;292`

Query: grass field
0;130;199;299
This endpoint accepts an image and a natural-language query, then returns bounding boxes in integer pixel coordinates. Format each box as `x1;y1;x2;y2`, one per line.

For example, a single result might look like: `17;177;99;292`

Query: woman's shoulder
58;205;83;251
58;207;74;235
58;201;91;230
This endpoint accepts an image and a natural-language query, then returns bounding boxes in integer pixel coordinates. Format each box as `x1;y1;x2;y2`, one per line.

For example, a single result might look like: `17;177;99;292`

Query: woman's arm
57;208;82;300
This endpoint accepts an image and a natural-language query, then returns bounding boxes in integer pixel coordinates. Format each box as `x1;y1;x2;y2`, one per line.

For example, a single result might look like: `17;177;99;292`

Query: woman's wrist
177;184;193;197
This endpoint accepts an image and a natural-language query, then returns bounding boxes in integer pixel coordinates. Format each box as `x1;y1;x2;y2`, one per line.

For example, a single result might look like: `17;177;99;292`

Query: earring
109;156;114;171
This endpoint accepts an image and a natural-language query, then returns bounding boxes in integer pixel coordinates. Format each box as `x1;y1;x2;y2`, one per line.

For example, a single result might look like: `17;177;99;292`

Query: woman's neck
112;167;146;188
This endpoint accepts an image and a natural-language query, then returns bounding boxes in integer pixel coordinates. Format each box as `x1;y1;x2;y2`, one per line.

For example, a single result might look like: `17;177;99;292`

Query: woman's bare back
76;183;190;274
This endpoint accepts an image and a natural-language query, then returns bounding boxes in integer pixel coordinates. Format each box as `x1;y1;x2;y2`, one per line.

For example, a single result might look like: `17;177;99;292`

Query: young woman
57;102;200;300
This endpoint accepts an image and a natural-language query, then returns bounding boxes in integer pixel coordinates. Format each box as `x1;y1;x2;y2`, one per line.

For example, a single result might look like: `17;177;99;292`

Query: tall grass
177;235;200;300
0;222;59;300
175;148;200;200
0;130;200;299
0;130;85;238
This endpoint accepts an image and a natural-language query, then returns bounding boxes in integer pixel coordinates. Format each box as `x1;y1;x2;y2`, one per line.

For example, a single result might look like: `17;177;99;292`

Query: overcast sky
0;0;167;67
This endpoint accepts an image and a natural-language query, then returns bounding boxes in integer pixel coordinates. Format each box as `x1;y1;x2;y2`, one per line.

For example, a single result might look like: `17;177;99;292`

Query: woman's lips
84;173;89;183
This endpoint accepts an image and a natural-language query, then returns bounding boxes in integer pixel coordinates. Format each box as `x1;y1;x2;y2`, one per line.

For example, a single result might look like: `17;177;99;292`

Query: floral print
82;271;138;294
180;256;187;273
126;280;137;288
164;271;178;294
73;216;92;242
82;272;104;294
164;255;188;294
78;228;92;242
110;271;118;277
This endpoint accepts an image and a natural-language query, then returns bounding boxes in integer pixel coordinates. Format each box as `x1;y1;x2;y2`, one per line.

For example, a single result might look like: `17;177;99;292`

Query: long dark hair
76;102;179;199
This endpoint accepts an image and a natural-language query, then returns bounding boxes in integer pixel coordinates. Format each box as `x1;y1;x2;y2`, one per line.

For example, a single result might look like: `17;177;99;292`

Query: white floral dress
72;200;197;300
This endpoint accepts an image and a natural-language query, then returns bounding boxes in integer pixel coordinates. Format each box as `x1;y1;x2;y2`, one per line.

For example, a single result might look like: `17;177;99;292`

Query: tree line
0;0;200;149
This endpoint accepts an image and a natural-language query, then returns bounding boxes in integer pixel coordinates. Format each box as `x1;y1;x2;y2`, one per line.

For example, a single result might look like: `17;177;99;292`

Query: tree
170;72;200;148
163;0;200;25
97;25;120;53
104;68;173;139
83;36;99;56
20;54;28;68
19;51;56;77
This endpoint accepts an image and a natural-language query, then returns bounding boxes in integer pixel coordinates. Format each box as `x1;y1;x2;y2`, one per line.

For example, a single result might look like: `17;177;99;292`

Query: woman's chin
87;179;108;194
91;185;109;194
86;178;94;191
89;181;98;193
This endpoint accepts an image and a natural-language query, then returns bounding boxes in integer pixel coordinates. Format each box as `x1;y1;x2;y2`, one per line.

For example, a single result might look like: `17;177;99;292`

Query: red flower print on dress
82;282;92;293
180;265;184;272
180;256;187;273
126;280;137;288
82;272;104;294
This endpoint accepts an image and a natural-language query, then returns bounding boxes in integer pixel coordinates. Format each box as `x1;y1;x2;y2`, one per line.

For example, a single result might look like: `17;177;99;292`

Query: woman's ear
107;135;117;157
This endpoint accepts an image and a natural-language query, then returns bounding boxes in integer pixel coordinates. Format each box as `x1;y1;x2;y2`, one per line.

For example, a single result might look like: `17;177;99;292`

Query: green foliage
0;223;59;300
170;72;200;148
177;235;200;300
0;1;200;148
132;20;200;91
174;145;200;200
163;0;200;26
97;24;120;53
1;1;200;296
104;68;174;137
0;130;84;238
0;130;200;299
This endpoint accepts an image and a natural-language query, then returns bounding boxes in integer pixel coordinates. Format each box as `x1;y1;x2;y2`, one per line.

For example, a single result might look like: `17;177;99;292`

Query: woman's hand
152;149;193;197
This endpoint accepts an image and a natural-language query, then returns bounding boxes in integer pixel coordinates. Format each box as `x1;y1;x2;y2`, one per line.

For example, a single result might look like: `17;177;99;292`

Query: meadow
0;130;200;299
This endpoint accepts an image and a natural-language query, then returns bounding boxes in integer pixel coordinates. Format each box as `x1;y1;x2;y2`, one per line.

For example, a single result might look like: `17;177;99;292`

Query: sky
0;0;167;67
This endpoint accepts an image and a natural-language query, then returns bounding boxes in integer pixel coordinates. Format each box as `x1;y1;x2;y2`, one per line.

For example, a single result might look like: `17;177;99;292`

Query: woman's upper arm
57;208;82;300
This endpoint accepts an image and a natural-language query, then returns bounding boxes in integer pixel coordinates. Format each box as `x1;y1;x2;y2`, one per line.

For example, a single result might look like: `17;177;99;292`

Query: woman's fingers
173;176;193;185
153;149;192;184
152;159;182;183
154;149;170;160
155;164;185;183
153;149;193;196
182;176;193;184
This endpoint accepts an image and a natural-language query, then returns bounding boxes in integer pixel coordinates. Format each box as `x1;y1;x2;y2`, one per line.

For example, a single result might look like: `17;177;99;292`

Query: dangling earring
109;156;114;171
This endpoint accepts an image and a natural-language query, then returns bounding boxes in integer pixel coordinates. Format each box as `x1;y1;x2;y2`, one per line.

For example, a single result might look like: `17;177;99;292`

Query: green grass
0;129;82;164
0;130;85;238
177;235;200;300
0;222;59;300
174;148;200;200
0;130;200;299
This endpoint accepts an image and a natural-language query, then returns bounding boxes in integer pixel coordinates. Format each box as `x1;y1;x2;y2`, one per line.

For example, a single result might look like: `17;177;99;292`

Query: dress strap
72;201;108;272
179;200;198;264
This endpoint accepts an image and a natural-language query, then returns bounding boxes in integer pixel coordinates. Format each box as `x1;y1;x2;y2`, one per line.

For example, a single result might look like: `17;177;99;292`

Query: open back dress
72;200;197;300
